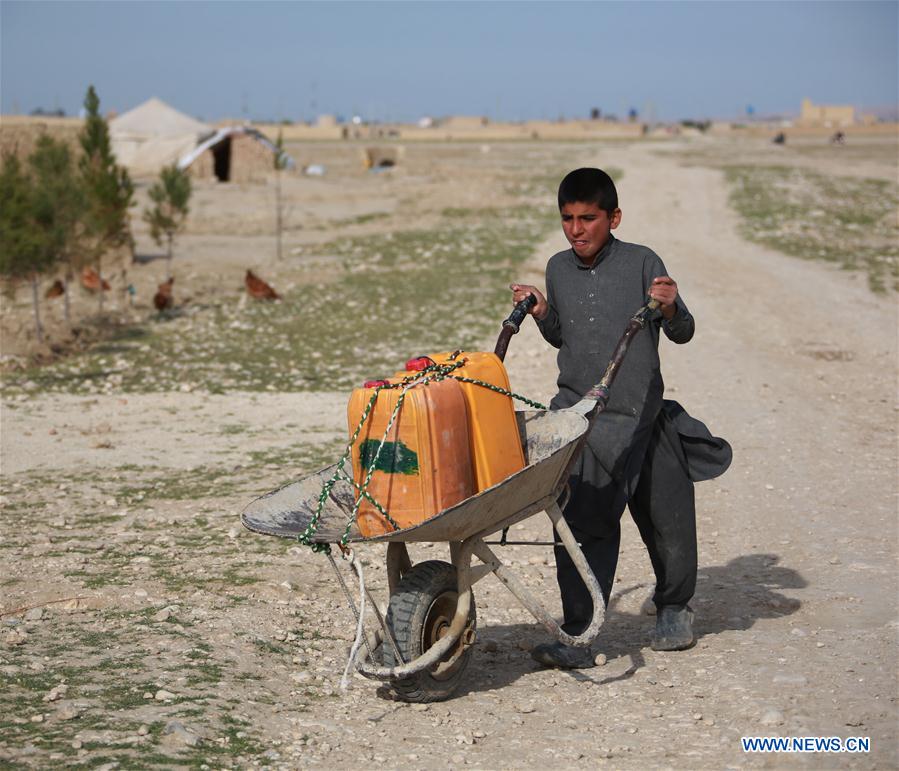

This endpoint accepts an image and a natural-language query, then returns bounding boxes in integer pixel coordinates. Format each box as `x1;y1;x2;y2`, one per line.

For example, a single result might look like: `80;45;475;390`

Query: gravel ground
1;137;896;769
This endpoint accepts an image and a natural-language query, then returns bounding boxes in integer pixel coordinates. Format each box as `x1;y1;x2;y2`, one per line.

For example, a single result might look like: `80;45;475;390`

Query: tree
28;135;86;325
143;163;191;278
0;153;57;343
78;85;134;313
273;130;288;260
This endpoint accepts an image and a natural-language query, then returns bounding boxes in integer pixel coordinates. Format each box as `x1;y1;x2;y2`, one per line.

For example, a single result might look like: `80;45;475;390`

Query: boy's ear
610;208;622;229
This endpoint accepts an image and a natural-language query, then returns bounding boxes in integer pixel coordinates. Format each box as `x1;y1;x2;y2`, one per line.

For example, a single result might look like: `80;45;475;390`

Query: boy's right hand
510;283;548;320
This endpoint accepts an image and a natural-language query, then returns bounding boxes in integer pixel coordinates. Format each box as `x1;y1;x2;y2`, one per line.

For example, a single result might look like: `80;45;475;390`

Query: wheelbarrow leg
545;502;605;645
386;542;412;594
471;501;605;648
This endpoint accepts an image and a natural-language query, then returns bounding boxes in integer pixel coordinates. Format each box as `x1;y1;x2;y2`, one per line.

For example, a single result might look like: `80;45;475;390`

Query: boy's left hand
649;276;679;320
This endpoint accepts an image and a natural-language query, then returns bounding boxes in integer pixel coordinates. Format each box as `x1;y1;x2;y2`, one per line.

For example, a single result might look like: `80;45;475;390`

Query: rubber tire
383;560;476;702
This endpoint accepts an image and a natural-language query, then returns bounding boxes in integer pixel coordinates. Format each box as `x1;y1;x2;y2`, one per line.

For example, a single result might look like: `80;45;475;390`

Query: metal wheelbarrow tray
241;298;659;702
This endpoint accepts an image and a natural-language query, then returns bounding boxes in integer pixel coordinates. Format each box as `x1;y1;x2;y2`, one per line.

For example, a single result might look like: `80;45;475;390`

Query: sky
2;1;896;123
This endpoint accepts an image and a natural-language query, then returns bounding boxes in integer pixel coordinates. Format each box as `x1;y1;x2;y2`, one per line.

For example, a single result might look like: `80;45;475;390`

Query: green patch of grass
219;423;249;435
726;165;898;291
253;637;289;655
334;211;391;226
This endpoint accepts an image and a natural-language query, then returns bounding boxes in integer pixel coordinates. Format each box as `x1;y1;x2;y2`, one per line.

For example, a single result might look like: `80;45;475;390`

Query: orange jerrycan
399;351;526;492
347;378;474;538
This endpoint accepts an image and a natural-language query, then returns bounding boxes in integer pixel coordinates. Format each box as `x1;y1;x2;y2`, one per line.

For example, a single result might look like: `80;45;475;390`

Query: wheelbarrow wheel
383;560;476;703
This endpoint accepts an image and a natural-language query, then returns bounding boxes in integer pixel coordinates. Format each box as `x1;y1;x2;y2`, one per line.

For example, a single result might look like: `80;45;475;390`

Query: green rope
299;353;545;551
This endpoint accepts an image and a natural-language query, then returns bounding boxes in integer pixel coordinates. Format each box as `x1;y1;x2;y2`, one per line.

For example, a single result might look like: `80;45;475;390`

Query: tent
110;97;213;177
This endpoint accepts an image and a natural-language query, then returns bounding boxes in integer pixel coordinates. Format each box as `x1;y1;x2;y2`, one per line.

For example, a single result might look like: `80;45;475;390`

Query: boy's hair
558;168;618;213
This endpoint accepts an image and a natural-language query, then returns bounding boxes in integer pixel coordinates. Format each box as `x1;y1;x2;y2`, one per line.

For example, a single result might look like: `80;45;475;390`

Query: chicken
153;277;174;311
45;279;65;299
245;269;280;300
81;267;111;292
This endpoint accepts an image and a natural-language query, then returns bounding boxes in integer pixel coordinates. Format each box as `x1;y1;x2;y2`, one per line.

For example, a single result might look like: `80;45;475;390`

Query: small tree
28;135;86;325
79;85;134;312
0;153;57;343
143;163;191;278
273;130;288;260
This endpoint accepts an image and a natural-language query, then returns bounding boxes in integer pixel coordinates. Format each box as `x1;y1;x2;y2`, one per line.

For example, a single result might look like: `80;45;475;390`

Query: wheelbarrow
241;296;660;701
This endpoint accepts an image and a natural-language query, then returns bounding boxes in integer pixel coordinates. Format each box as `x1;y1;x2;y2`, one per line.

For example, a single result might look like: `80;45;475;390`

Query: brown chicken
153;277;174;311
45;279;65;299
81;267;111;292
245;269;280;300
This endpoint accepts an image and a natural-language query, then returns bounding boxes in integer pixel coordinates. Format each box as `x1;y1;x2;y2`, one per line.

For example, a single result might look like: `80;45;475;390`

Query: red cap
405;356;435;372
363;379;390;388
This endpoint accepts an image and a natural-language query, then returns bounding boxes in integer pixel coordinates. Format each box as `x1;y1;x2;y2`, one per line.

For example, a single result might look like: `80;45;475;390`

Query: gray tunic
536;235;694;485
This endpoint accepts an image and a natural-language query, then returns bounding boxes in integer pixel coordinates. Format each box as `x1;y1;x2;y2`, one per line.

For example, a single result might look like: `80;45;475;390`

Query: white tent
110;98;212;176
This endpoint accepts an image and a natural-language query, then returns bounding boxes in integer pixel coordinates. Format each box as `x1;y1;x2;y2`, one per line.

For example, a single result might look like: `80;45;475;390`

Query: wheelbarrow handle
494;293;537;361
580;298;660;407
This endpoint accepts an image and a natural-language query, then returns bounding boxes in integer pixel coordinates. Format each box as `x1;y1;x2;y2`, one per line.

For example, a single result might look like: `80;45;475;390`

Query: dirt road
2;140;896;768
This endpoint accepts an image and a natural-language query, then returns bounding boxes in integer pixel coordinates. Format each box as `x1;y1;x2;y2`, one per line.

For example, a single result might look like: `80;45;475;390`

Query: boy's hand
649;276;679;320
510;283;548;320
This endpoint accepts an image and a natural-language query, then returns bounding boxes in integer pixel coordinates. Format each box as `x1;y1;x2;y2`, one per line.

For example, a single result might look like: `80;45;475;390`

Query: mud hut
177;126;294;183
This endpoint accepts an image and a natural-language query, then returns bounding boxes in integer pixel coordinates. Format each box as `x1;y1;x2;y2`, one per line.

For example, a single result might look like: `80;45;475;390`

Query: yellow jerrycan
347;377;474;538
398;351;526;493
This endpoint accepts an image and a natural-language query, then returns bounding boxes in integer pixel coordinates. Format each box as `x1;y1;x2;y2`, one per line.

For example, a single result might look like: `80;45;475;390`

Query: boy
511;167;728;668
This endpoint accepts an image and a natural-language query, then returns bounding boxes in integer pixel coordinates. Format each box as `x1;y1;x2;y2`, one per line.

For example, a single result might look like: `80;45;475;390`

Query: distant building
798;98;855;127
178;125;293;183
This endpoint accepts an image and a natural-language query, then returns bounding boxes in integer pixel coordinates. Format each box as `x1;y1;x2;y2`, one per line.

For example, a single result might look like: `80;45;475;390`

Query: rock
760;709;785;726
56;702;82;721
4;628;27;646
24;607;44;622
291;671;313;684
137;725;149;736
593;653;607;667
154;689;177;701
152;606;178;622
44;684;68;702
162;720;202;747
773;673;807;686
483;639;498;653
518;703;536;714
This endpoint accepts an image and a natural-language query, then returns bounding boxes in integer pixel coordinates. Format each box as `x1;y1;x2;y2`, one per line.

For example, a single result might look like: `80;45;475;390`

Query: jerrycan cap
405;356;436;372
363;379;391;388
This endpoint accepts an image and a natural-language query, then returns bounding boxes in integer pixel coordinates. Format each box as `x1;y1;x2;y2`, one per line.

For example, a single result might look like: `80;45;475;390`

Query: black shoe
531;641;596;669
651;605;695;651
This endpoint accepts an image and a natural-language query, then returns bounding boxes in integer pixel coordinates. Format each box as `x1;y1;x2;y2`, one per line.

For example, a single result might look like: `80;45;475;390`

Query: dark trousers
554;414;697;635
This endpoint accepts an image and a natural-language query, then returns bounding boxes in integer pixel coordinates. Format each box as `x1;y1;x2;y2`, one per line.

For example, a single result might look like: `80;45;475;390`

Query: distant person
830;131;845;145
772;132;786;145
511;168;731;668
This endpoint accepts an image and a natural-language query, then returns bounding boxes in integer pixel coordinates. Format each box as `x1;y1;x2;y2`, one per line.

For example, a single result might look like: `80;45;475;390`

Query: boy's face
560;202;621;264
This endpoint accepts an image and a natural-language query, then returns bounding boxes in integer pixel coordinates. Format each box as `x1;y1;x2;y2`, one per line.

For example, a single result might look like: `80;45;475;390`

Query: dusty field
1;135;897;769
